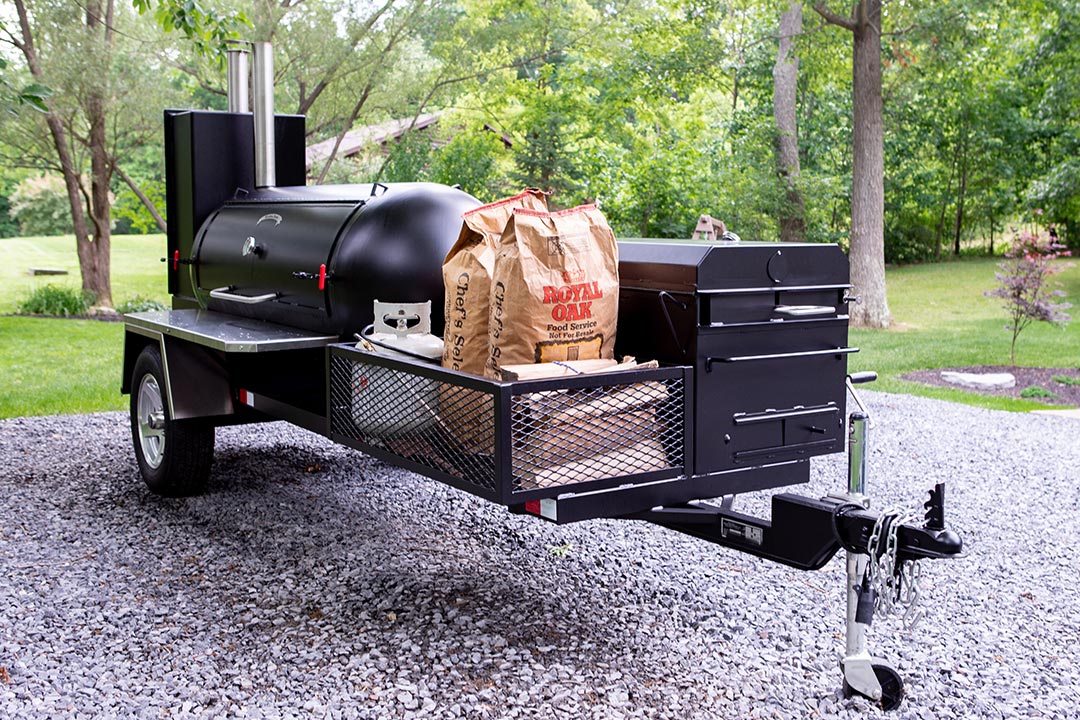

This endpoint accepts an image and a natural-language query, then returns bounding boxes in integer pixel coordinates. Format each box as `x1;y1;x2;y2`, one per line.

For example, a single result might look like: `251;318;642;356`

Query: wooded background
1;0;1077;327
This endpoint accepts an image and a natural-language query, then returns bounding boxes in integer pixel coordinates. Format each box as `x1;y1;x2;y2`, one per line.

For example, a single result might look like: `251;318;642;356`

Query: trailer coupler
629;485;962;572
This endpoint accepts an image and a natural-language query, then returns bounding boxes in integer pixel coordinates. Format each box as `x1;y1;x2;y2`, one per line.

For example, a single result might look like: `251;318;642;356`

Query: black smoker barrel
190;183;480;336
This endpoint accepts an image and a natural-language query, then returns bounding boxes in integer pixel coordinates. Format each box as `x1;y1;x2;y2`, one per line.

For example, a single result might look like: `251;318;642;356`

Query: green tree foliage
428;130;507;202
7;0;1080;291
9;173;73;236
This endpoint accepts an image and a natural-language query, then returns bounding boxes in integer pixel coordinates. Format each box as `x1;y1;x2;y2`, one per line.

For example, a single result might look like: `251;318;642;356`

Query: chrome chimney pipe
252;42;276;188
225;45;250;114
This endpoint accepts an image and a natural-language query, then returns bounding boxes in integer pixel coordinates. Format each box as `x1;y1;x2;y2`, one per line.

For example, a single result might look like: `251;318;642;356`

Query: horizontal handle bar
209;286;278;305
706;346;858;370
733;438;838;462
733;404;839;425
774;304;836;317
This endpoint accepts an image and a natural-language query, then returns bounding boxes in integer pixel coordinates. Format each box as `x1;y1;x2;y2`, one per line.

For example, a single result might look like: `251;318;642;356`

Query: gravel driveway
1;391;1077;719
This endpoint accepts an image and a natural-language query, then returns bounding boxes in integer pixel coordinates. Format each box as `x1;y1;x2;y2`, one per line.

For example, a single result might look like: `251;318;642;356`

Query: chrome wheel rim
136;374;166;469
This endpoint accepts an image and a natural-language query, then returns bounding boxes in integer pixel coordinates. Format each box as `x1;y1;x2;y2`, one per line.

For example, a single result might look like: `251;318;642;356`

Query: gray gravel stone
0;392;1077;718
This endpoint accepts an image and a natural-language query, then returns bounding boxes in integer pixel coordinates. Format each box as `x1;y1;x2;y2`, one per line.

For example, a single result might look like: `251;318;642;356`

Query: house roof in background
305;112;442;169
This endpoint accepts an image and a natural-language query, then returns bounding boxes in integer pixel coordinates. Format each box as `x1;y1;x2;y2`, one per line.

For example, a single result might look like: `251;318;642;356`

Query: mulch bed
902;366;1080;406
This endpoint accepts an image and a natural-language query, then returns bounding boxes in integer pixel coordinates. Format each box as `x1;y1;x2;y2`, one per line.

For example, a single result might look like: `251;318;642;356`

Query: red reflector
525;500;541;515
238;389;254;407
318;263;327;291
173;250;180;270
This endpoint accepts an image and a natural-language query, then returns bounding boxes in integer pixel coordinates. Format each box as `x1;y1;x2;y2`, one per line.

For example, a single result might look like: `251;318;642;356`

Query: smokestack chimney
252;42;276;188
225;45;250;114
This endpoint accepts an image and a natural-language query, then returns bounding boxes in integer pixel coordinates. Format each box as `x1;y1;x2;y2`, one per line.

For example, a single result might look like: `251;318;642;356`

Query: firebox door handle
209;287;278;304
705;347;858;371
774;304;836;317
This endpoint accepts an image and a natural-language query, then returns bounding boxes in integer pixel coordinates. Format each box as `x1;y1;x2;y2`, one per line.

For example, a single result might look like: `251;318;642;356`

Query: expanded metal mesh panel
509;379;685;492
329;346;687;503
329;353;499;493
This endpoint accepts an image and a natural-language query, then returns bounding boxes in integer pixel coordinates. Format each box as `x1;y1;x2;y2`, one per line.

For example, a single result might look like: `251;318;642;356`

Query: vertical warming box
616;241;853;485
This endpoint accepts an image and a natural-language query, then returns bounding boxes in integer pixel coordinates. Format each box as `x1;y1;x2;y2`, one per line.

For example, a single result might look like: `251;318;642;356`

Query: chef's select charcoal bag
486;205;619;378
440;189;548;451
442;189;549;375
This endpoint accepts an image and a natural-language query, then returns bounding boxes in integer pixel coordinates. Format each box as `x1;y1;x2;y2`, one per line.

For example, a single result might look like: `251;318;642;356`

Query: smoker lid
618;240;850;292
227;181;459;205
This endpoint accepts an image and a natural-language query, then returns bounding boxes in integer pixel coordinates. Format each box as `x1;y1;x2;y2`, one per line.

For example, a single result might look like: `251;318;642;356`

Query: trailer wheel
843;663;904;712
130;345;214;496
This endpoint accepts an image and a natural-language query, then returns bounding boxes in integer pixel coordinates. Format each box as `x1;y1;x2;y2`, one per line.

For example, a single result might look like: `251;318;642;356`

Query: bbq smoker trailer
121;43;962;711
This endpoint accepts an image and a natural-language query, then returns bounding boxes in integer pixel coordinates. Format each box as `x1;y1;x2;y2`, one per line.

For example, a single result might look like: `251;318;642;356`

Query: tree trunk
82;0;115;306
13;1;94;292
848;0;888;326
773;1;805;243
114;164;167;233
14;0;113;306
935;152;957;261
814;0;890;327
84;88;114;306
952;154;967;256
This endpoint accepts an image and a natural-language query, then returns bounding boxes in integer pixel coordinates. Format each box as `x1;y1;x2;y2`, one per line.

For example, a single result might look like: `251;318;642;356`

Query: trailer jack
630;376;963;710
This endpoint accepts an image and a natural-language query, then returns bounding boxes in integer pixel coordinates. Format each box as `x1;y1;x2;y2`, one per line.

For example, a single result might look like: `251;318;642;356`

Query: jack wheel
844;663;904;712
130;345;214;496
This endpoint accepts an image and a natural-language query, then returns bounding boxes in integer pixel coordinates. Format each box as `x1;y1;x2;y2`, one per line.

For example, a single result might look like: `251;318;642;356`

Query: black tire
129;345;215;496
843;663;905;712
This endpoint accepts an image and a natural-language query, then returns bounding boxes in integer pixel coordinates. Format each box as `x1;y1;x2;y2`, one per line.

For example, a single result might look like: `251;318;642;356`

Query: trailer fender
122;328;233;421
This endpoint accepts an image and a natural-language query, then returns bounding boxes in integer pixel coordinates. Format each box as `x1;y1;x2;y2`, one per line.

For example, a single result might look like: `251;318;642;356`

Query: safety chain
865;508;925;629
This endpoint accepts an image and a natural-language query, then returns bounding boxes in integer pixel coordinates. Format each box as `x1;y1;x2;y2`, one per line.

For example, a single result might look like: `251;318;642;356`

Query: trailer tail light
524;499;557;521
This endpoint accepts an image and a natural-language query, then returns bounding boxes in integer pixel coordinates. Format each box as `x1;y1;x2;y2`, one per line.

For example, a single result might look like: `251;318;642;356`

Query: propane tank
360;300;444;361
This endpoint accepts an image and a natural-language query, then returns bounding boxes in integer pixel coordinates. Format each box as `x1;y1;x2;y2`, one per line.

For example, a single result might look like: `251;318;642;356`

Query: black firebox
616;240;853;484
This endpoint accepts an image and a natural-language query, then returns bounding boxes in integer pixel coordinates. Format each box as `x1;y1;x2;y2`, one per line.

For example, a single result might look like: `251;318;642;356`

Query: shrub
984;232;1073;365
1020;386;1057;399
9;174;73;237
116;295;167;313
18;285;94;316
1051;375;1080;387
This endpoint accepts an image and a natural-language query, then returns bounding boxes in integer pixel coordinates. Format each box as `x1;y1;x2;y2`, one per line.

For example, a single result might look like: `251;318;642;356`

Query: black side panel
164;110;306;306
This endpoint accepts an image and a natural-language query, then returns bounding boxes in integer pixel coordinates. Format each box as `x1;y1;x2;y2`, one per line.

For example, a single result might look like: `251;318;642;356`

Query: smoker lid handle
209;287;278;305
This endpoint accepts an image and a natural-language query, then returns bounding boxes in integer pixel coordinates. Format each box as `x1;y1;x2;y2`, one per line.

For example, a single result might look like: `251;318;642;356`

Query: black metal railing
328;345;689;504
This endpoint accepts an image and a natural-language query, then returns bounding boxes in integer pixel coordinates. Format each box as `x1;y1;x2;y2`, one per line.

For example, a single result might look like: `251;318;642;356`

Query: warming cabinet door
694;320;851;475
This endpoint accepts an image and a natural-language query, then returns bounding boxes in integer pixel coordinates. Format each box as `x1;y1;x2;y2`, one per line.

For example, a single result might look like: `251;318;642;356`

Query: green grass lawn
0;234;168;418
0;316;126;417
0;234;168;313
0;234;1077;418
849;256;1080;411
